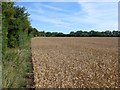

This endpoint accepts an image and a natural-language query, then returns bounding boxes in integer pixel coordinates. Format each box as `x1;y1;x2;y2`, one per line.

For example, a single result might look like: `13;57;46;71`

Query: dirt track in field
31;37;119;88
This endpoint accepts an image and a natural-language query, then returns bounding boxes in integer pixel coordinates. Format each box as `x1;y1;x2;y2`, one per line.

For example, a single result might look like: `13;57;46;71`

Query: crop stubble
31;37;119;88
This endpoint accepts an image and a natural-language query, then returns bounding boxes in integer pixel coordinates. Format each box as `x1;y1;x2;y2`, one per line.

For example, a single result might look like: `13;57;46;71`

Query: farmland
31;37;119;88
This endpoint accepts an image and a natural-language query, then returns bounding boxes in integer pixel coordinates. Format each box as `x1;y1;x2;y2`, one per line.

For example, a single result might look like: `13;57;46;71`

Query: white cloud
31;13;71;26
77;0;119;2
27;2;118;32
77;2;118;30
41;3;69;12
11;0;120;2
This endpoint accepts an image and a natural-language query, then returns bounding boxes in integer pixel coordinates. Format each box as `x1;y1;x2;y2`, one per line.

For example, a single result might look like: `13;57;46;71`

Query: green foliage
2;2;38;50
3;45;31;88
39;30;120;37
39;31;46;37
23;63;31;72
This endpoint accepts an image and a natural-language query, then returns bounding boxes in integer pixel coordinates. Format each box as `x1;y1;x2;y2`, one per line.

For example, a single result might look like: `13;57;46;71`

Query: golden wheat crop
31;37;119;88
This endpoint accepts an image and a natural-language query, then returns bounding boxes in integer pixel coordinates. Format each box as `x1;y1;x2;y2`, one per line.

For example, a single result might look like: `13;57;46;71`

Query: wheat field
31;37;119;88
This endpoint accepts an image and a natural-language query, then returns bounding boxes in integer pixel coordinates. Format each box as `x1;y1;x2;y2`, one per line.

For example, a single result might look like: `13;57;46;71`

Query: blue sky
15;2;118;34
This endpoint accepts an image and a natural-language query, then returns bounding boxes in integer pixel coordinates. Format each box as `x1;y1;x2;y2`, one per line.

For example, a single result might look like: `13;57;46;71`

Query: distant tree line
2;2;37;52
35;30;120;37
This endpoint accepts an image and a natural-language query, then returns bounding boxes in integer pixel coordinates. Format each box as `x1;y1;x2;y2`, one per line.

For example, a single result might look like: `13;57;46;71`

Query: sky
15;1;118;34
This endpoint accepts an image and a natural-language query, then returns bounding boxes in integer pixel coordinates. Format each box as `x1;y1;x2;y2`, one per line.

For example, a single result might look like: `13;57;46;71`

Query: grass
2;41;32;88
0;37;1;88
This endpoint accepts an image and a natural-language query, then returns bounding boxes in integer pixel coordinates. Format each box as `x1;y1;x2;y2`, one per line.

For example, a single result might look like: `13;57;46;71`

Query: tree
46;32;52;37
75;30;83;37
2;2;38;49
39;31;46;37
69;31;75;36
2;2;15;50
